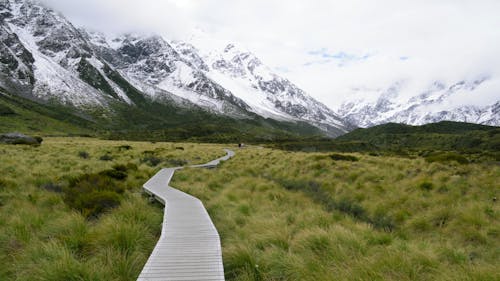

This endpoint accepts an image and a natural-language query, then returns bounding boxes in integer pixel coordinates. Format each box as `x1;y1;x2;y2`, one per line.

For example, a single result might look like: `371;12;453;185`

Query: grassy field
0;137;226;280
0;138;498;280
172;147;499;281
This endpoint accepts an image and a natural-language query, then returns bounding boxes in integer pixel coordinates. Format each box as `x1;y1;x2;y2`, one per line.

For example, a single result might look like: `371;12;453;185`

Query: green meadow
0;137;498;280
172;147;499;281
0;138;225;280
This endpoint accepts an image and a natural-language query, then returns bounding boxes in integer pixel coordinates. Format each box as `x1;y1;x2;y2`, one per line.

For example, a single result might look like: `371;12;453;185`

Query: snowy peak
338;77;499;127
5;0;92;65
0;0;352;136
185;40;352;134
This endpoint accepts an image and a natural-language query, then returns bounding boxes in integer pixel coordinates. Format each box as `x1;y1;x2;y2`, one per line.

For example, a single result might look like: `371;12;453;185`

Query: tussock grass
172;147;499;280
0;137;226;280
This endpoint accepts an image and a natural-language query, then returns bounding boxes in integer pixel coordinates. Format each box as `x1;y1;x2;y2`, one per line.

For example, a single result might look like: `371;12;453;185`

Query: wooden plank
137;149;234;281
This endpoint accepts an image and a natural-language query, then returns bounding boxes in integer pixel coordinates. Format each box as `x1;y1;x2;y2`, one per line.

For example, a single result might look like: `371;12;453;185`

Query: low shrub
336;197;366;219
330;153;359;162
369;212;396;232
0;178;14;191
425;152;469;164
78;151;90;159
0;178;6;189
73;191;121;219
141;156;162;167
39;182;63;193
99;169;127;181
111;164;128;172
419;181;434;191
64;172;125;219
118;145;132;151
99;154;113;161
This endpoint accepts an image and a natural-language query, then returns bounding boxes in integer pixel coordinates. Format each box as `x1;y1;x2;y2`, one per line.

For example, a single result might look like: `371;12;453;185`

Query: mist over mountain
0;0;498;138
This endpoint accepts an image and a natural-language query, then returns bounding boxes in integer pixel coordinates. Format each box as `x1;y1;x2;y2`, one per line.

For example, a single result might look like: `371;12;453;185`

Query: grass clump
99;154;113;161
64;173;124;219
330;153;359;161
425;152;469;164
117;145;132;151
141;155;162;167
419;181;434;191
78;151;89;159
38;182;63;193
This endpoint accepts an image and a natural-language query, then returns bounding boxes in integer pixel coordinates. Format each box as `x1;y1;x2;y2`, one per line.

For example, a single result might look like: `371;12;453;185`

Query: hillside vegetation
0;90;324;142
272;121;500;156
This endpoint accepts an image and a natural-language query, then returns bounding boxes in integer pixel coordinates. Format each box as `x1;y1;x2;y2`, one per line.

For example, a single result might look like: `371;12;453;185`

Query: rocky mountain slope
0;0;351;137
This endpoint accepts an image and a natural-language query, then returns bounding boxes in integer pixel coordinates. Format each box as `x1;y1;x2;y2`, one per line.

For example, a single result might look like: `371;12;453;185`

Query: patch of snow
8;22;104;106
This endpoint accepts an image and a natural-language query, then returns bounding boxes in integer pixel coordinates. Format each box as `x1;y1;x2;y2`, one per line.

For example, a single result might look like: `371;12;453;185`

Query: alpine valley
0;0;353;141
0;0;498;141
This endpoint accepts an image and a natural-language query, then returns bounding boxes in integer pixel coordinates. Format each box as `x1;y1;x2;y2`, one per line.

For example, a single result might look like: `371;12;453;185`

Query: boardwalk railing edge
137;149;234;281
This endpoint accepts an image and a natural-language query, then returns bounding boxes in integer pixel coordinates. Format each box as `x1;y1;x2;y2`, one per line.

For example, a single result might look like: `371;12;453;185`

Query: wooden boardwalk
138;149;234;281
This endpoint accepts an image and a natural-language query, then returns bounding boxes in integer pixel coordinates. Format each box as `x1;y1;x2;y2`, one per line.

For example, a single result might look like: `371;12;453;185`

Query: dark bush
175;147;185;150
78;151;90;159
425;152;469;164
74;191;121;219
112;164;128;172
39;182;63;193
419;181;434;191
99;169;127;180
141;156;162;167
99;154;113;161
330;153;359;162
0;179;7;190
64;172;125;219
370;213;396;232
336;198;366;219
118;145;132;151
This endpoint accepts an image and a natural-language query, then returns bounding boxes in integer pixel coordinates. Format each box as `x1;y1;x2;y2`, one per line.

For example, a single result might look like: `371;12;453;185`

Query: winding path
137;149;235;281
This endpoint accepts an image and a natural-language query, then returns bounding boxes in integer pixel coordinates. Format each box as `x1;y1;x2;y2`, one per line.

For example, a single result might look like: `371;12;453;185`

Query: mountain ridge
0;0;352;138
337;78;499;128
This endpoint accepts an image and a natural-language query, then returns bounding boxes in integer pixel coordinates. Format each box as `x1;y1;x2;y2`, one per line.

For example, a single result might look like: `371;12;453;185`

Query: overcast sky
41;0;500;108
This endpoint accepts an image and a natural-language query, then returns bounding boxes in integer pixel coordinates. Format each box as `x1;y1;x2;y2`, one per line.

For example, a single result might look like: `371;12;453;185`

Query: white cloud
41;0;500;109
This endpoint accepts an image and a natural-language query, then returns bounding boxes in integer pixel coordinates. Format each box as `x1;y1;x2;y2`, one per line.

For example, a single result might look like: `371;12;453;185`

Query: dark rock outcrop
0;132;42;145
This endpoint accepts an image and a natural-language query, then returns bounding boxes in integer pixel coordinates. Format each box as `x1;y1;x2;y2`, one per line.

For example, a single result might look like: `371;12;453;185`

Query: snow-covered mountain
1;0;496;136
337;78;499;127
176;40;352;134
0;0;351;136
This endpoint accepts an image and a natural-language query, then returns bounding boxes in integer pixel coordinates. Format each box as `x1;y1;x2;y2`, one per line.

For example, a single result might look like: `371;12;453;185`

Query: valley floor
0;138;498;280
